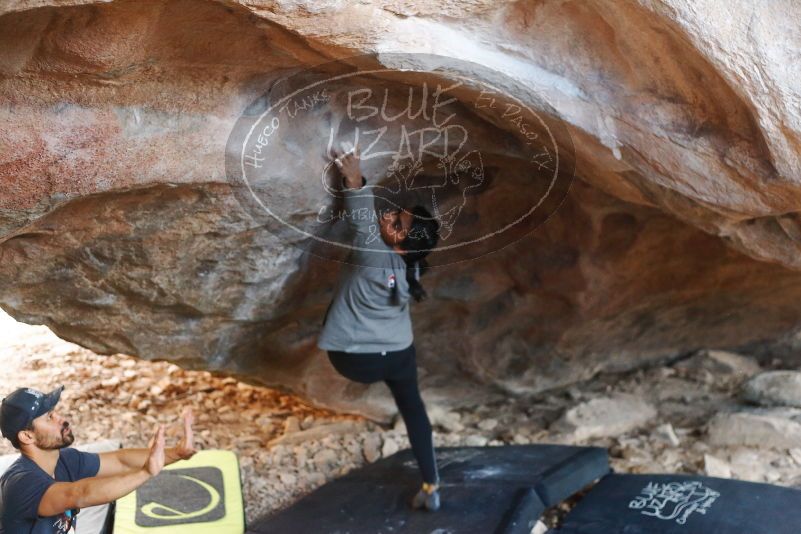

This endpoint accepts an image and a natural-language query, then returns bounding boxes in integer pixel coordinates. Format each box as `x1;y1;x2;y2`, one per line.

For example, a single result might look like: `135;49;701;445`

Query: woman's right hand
333;143;363;189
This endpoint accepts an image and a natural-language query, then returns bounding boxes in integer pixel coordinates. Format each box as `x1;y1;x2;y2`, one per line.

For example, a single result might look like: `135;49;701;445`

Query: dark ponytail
400;205;440;302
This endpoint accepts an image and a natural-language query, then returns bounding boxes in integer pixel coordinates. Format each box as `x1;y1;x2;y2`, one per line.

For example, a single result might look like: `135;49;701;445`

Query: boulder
551;394;657;440
674;350;762;384
269;420;365;446
362;434;381;464
741;371;801;408
1;0;801;415
652;423;681;447
708;408;801;449
381;437;400;458
728;448;768;482
703;453;731;478
464;435;489;447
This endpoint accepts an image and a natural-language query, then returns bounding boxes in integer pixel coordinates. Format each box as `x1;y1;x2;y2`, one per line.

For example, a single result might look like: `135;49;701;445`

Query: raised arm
38;424;166;517
334;145;380;245
97;408;196;477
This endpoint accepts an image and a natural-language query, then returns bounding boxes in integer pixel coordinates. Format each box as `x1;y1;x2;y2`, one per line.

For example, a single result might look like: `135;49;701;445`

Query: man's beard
36;424;75;450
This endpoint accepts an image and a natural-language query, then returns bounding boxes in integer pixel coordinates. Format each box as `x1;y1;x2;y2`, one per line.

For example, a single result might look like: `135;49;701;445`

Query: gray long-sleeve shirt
316;178;413;353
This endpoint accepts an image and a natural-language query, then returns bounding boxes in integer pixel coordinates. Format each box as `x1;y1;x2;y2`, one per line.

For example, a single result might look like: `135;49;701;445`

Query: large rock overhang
2;0;800;419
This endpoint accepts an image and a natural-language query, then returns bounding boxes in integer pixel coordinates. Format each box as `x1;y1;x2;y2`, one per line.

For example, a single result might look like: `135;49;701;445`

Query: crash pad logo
225;52;575;267
135;467;225;527
629;481;720;525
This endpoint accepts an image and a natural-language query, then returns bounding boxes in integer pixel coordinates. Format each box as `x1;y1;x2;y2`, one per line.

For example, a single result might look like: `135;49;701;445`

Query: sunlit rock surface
1;0;801;418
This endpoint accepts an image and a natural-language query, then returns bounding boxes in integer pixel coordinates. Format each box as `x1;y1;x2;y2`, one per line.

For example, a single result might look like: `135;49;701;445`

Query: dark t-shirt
0;448;100;534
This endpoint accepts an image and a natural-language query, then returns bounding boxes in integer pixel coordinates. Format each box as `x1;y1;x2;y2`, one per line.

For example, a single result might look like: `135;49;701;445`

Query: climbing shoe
411;482;440;511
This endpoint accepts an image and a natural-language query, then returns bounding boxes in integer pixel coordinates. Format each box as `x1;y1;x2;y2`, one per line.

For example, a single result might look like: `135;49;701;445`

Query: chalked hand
333;143;362;189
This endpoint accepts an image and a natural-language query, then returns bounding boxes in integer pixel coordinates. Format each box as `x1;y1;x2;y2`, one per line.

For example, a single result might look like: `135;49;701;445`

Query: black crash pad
554;473;801;534
249;444;610;534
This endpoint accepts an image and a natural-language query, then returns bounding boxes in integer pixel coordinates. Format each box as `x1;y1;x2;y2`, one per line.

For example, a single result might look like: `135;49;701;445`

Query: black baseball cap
0;386;64;447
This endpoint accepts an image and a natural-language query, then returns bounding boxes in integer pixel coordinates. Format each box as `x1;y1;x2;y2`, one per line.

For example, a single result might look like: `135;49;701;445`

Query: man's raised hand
174;407;197;461
145;424;166;476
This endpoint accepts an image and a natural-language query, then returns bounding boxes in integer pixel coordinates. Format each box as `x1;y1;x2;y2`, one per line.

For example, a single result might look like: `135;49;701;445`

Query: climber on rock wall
317;142;443;511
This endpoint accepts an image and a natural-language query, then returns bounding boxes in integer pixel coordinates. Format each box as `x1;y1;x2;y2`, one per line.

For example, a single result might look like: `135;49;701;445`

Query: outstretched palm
174;407;197;461
146;425;166;476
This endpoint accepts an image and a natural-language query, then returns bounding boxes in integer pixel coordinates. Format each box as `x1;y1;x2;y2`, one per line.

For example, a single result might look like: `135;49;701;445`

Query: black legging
327;342;439;485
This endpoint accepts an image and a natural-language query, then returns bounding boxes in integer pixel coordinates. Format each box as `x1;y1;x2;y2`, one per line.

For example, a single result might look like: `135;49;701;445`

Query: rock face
2;0;801;417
